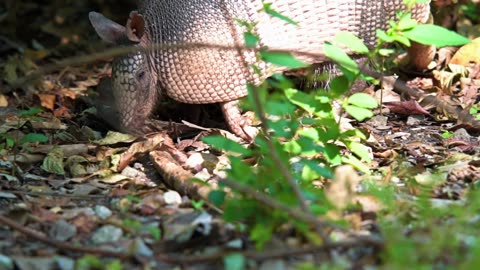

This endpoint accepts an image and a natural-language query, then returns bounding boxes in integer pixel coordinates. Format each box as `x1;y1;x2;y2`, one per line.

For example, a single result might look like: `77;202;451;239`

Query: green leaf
190;200;205;210
126;195;143;203
324;42;359;74
301;159;333;180
260;51;308;68
20;133;48;144
4;136;15;148
324;143;341;165
268;119;297;138
250;223;273;249
262;3;298;26
290;136;324;156
283;139;302;155
393;34;412;47
348;93;378;109
244;32;259;48
202;136;252;156
224;199;256;222
345;141;371;162
228;156;255;183
298;127;320;141
403;24;470;47
18;107;42;118
344;105;374;121
441;130;454;139
94;131;137;145
342;128;367;140
77;255;103;270
341;155;370;174
264;100;296;116
124;219;142;231
376;29;394;43
146;226;161;241
224;253;246;270
284;88;318;114
378;48;395;56
301;164;321;182
41;146;65;175
329;75;350;97
105;260;122;270
396;13;418;31
334;32;369;54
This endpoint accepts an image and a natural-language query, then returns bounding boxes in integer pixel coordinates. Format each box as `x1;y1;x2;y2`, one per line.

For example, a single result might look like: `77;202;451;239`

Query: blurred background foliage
0;0;136;58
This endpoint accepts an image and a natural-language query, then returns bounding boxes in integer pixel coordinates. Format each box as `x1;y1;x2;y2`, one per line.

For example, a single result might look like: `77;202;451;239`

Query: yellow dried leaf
38;94;56;111
0;94;8;107
450;37;480;65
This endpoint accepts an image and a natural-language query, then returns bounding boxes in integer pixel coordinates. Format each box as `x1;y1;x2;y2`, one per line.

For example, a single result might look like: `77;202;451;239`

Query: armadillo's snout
111;51;158;134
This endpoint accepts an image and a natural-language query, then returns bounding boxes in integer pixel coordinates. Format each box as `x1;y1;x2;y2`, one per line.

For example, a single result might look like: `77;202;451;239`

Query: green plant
469;104;480;120
0;107;49;152
76;255;123;270
441;130;454;139
0;107;50;176
204;0;470;249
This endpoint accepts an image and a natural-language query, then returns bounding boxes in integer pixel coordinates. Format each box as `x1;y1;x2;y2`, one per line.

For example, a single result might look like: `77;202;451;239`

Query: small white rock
164;190;182;205
94;205;112;220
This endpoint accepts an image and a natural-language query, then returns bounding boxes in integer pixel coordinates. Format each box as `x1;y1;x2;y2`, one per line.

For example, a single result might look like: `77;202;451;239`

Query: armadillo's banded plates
139;0;430;104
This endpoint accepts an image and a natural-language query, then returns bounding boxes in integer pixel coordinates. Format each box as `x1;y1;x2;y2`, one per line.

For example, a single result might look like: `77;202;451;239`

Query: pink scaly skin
220;100;257;142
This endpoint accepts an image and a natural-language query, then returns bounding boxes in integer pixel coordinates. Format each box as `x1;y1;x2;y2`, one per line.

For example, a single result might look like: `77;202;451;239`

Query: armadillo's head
89;11;158;134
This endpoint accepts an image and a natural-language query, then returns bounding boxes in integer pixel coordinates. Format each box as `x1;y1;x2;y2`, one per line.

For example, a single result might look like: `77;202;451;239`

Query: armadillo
89;0;431;140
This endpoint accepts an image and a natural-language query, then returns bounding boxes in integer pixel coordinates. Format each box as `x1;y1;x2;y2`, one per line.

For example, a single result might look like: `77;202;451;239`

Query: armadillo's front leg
407;42;436;71
220;100;258;142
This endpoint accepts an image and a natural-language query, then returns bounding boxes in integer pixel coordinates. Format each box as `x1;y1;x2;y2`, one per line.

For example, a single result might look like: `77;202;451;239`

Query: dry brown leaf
37;93;55;111
71;213;98;234
59;88;78;99
325;165;361;209
437;47;457;66
406;77;434;90
374;88;400;104
0;94;8;107
117;133;168;171
450;37;480;65
54;106;72;118
383;100;430;116
458;78;478;106
432;70;460;95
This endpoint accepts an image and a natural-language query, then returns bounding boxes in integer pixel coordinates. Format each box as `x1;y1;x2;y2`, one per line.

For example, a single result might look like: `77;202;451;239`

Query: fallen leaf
383;100;431;115
0;94;8;107
450;37;480;65
38;94;56;111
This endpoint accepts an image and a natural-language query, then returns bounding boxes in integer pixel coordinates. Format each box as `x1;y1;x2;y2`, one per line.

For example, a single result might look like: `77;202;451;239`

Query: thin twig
12;42;328;88
0;215;130;259
154;235;384;264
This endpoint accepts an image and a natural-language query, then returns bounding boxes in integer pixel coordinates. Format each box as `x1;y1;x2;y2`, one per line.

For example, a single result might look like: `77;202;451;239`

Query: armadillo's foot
407;42;436;70
220;100;258;142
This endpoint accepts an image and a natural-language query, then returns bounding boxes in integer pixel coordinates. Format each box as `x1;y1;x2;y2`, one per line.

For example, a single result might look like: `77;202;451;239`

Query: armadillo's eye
136;70;145;80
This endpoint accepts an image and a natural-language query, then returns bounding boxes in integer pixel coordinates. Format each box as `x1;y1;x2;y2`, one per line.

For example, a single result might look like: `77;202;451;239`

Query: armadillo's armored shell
138;0;430;105
139;0;259;104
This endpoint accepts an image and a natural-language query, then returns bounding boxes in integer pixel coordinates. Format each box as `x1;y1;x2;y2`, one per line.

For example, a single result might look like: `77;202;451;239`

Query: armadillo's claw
220;100;258;143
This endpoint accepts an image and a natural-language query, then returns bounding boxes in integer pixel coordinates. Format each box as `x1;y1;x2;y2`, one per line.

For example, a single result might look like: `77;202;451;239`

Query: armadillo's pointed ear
89;11;126;44
126;11;146;43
